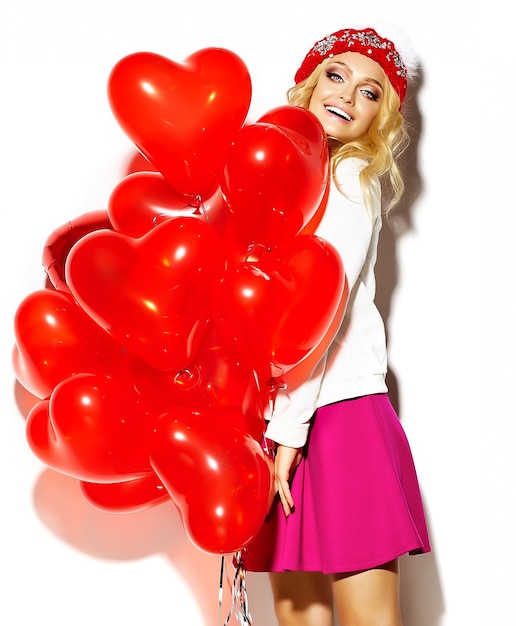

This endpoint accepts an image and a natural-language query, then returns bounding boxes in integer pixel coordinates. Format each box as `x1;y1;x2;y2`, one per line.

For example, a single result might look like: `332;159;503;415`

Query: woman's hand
274;444;304;517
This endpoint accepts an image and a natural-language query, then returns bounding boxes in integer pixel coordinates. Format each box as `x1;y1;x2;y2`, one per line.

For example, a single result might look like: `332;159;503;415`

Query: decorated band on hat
294;28;408;104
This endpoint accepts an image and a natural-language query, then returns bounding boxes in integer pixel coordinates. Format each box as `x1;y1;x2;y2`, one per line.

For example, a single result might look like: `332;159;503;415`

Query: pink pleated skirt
245;393;430;573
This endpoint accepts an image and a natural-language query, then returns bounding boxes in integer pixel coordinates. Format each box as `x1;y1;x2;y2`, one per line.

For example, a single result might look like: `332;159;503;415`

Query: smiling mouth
325;105;352;122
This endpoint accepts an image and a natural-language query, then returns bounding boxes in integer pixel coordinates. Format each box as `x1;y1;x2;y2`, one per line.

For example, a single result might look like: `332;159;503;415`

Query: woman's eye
361;89;379;101
326;70;344;83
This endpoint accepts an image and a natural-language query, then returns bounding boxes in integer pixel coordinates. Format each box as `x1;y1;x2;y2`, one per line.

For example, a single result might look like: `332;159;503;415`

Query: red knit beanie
294;28;408;104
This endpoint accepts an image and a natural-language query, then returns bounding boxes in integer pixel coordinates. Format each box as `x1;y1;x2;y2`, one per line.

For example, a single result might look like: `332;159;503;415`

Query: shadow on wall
12;375;273;625
28;467;278;625
401;543;445;626
374;64;445;626
28;464;444;626
22;454;443;626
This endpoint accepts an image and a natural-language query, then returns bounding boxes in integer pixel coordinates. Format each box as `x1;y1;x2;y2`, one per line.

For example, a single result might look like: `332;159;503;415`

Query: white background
1;1;515;624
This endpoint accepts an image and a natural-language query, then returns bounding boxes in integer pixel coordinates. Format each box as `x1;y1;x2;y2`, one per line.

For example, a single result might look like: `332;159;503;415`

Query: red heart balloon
212;234;345;379
108;171;227;238
13;289;124;398
150;408;273;554
26;373;154;482
221;105;329;248
108;49;252;198
66;217;225;371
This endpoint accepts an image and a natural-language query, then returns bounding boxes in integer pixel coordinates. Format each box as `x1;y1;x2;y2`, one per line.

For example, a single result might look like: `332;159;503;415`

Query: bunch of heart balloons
12;48;347;555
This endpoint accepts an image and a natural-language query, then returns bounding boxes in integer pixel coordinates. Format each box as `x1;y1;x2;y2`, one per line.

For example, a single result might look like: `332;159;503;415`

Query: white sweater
264;157;388;448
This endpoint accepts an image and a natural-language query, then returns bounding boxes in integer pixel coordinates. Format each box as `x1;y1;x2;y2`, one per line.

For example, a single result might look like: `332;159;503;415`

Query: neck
327;137;344;156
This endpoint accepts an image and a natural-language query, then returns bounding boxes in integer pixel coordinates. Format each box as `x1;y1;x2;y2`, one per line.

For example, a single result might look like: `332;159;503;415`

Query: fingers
276;476;294;517
273;444;303;517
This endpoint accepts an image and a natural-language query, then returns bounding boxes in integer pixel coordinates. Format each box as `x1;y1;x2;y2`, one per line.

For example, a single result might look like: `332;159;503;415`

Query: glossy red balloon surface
13;289;123;398
66;217;225;371
108;49;251;198
108;171;228;238
212;234;345;379
150;408;273;554
26;373;153;482
221;105;329;248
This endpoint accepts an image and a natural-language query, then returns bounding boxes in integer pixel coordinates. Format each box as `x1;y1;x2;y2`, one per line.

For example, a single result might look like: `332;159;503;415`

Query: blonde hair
287;58;409;214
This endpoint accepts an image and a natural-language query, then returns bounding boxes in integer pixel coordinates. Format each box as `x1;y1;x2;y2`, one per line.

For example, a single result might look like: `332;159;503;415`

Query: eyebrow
329;61;384;91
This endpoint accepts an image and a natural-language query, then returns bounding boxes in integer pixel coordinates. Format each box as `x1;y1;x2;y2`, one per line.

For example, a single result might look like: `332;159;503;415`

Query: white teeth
325;105;352;121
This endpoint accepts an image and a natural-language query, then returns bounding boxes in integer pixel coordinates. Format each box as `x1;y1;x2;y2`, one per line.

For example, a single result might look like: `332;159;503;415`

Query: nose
339;88;354;105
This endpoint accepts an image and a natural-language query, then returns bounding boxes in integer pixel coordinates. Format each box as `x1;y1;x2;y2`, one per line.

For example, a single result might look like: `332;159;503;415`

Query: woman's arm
265;158;380;448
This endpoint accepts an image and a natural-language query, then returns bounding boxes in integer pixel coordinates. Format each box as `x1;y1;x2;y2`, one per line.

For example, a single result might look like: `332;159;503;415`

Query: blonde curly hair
287;58;409;214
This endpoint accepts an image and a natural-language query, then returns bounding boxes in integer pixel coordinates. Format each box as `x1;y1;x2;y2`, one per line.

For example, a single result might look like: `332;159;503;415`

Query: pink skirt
245;394;430;573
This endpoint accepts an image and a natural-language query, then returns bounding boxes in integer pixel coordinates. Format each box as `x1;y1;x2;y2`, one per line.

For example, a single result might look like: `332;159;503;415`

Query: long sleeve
264;157;385;448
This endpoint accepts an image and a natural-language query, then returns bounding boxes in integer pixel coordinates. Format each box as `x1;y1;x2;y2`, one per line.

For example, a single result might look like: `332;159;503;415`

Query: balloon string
218;555;225;626
266;375;286;418
222;551;252;625
267;377;279;418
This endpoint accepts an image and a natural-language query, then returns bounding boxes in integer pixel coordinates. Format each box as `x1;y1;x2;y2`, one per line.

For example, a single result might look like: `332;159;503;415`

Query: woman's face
308;51;386;145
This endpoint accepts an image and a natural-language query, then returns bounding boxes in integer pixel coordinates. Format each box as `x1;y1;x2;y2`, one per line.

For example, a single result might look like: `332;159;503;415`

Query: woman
245;27;431;626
